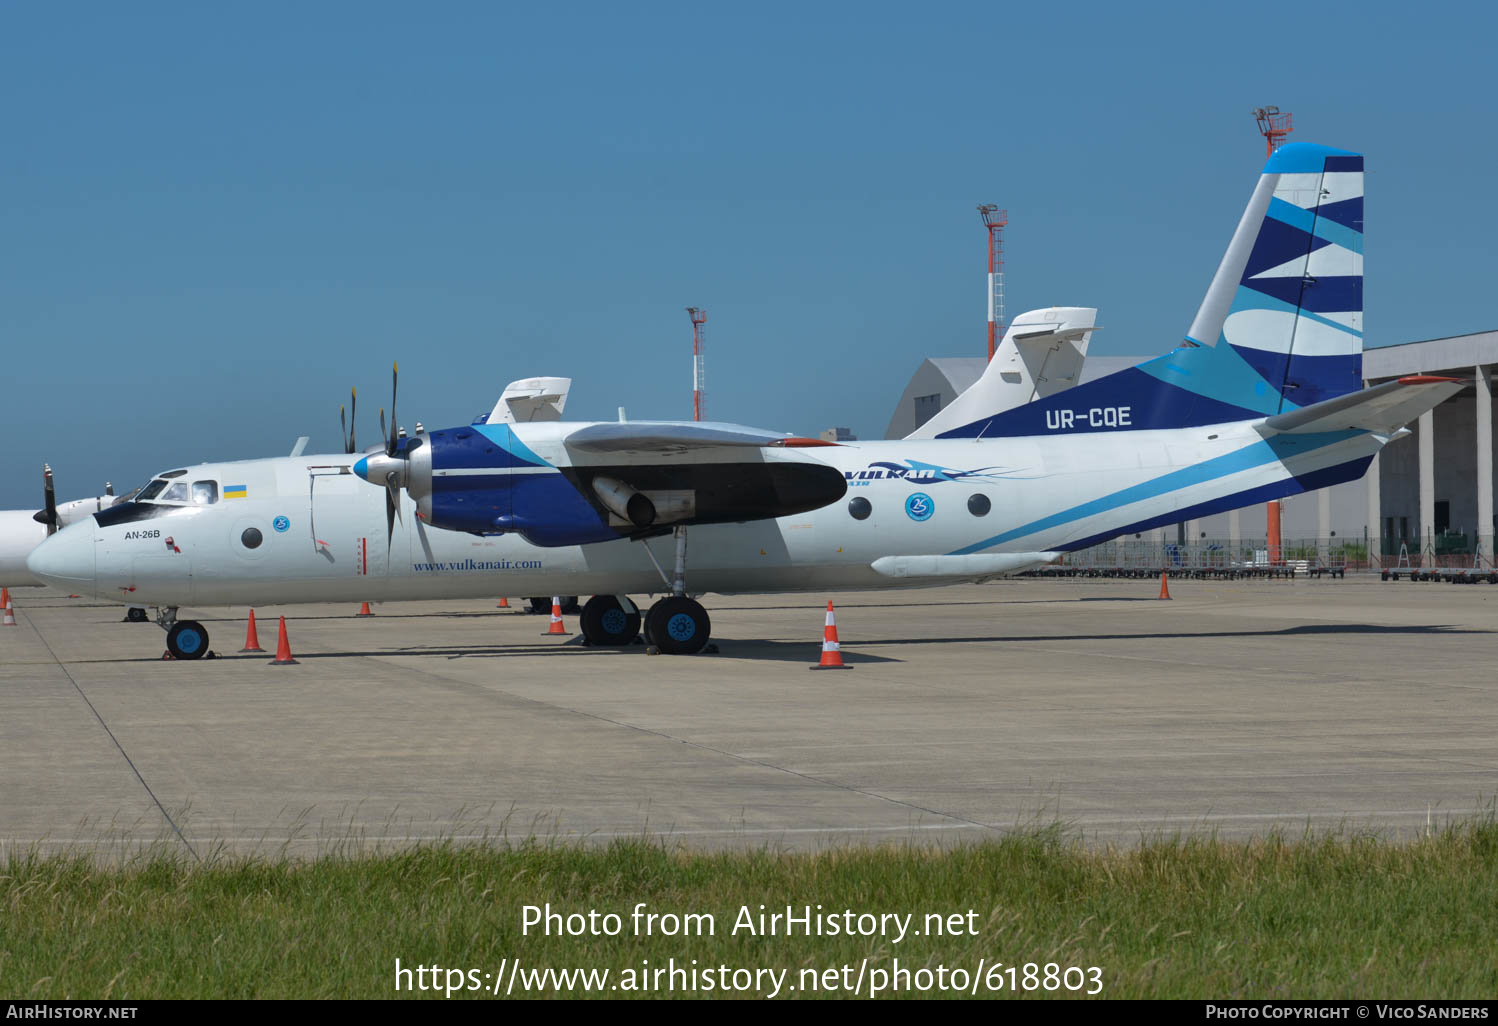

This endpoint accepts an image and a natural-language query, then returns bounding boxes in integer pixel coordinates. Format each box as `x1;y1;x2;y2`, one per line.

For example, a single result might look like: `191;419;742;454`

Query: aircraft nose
26;518;96;590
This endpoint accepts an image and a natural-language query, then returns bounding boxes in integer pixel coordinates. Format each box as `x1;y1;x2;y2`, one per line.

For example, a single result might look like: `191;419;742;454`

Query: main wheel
166;620;210;660
124;607;148;623
644;596;711;655
580;595;641;647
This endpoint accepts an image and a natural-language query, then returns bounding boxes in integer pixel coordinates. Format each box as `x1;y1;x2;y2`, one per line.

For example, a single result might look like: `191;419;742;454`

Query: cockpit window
192;480;219;505
160;469;188;479
135;479;168;502
161;482;189;503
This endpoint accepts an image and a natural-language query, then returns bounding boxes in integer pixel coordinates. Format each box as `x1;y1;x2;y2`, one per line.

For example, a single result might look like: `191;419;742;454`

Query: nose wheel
165;620;210;660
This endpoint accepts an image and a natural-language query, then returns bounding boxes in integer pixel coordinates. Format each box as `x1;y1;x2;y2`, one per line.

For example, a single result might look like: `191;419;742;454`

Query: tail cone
269;616;299;665
810;600;849;670
239;609;265;653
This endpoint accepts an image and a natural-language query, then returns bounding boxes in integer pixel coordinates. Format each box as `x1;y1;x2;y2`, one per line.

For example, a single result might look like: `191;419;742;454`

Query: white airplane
29;143;1461;662
0;467;129;590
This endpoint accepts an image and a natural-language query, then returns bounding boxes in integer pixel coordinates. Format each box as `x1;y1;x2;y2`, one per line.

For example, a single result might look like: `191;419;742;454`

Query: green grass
4;822;1497;999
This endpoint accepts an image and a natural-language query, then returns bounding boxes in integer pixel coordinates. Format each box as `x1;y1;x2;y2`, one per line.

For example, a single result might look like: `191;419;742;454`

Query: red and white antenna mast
686;306;706;421
978;204;1008;360
1252;106;1293;564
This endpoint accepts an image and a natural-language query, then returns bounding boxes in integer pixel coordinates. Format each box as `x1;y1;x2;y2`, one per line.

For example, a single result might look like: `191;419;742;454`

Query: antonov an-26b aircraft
29;143;1461;659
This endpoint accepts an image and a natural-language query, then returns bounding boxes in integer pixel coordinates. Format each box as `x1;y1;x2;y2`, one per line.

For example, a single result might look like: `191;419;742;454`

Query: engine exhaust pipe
593;476;657;527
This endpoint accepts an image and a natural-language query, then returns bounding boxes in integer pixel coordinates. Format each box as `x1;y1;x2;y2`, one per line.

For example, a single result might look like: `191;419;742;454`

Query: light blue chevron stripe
947;430;1359;555
1264;198;1363;253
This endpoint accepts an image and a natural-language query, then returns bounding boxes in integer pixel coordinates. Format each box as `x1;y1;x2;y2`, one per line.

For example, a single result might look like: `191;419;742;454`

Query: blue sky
3;1;1494;508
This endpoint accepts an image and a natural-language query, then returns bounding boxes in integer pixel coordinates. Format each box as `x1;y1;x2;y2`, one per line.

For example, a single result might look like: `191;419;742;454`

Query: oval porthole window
241;527;264;549
967;493;992;517
848;496;872;520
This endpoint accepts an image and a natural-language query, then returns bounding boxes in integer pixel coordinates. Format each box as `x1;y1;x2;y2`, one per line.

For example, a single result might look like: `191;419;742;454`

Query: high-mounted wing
564;421;833;455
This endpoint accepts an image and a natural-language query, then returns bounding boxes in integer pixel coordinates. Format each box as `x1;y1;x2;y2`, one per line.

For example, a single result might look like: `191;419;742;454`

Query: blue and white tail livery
937;143;1365;440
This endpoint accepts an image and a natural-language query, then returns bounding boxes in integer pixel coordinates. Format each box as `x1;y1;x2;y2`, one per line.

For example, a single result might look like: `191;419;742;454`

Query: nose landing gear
156;606;212;660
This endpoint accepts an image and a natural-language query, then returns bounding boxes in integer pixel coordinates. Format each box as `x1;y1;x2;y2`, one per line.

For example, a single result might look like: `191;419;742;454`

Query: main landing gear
638;525;714;656
579;595;642;647
157;606;213;660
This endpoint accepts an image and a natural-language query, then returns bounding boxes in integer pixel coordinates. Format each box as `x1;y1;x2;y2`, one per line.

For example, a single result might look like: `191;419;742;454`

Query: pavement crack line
21;609;201;862
347;647;999;836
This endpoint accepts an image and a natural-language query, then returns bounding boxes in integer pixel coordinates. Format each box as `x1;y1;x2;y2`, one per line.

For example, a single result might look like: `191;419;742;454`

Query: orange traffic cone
543;596;571;635
498;597;510;609
356;601;374;617
0;587;8;610
810;600;849;669
1;588;12;627
1159;571;1172;600
239;609;265;653
269;616;299;665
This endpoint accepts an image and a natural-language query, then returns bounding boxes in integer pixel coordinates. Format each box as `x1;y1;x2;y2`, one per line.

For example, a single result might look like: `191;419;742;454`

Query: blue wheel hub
177;630;202;654
666;612;697;641
601;608;627;635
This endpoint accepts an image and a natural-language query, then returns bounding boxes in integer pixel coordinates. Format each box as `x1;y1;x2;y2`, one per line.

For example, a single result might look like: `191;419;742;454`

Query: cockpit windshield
135;479;168;502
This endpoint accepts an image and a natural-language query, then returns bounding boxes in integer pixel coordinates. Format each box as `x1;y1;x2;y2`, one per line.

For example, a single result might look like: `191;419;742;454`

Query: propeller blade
387;362;399;456
379;407;387;449
41;464;58;535
340;404;348;454
348;386;357;454
384;481;400;552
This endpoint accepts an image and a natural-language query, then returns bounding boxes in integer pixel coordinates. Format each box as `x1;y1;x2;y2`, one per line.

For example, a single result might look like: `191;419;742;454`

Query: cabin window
967;493;991;517
848;497;872;520
241;527;263;549
161;482;190;503
192;481;219;505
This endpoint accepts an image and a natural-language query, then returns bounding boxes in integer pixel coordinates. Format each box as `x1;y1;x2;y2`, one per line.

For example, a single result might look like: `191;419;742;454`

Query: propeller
339;386;359;454
353;363;427;554
36;464;59;534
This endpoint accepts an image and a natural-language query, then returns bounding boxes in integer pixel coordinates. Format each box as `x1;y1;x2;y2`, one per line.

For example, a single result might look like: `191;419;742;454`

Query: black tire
527;597;550;615
166;620;210;660
125;607;148;623
560;596;582;615
580;595;641;647
644;596;711;655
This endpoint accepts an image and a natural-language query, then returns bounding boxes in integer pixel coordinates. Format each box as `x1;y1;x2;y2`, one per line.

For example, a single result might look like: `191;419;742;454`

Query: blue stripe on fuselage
947;430;1359;554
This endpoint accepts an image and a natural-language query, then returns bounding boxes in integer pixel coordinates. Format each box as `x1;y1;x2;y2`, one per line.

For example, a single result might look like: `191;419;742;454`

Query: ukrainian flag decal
225;484;248;499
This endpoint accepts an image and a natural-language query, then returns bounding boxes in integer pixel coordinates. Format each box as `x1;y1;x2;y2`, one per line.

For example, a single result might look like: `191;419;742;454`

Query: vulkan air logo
845;460;1012;487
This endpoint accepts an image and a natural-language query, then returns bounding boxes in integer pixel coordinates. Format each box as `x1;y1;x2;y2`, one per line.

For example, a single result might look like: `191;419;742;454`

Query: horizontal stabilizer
1259;376;1465;436
871;552;1059;580
564;421;827;455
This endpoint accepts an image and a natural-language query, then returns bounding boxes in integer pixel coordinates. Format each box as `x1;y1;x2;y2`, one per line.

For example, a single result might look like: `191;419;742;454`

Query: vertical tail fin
1187;142;1364;410
935;143;1364;438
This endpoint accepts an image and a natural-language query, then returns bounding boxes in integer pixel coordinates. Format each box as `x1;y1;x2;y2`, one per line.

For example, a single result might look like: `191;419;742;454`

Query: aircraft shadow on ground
74;623;1487;665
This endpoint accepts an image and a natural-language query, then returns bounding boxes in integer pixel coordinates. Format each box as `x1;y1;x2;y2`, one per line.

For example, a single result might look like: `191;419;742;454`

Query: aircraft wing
563;421;834;455
1259;376;1466;436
